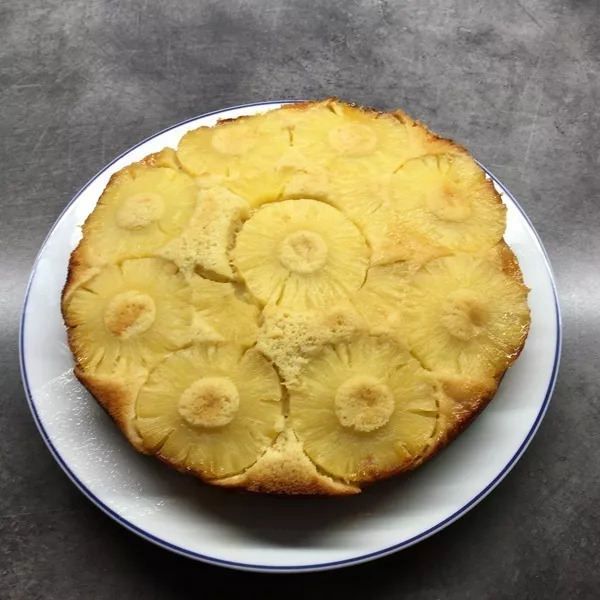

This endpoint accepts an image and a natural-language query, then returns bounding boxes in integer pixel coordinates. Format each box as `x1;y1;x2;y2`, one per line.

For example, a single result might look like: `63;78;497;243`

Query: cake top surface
62;99;530;493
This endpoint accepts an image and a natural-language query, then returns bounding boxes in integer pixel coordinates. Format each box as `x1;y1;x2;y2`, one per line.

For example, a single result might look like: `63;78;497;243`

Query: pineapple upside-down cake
62;100;530;495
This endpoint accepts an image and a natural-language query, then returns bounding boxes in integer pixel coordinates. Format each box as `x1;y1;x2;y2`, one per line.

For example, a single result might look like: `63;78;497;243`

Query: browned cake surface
62;99;531;494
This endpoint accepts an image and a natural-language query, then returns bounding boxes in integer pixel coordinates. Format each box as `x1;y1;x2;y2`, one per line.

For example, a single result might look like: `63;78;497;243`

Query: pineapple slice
190;276;259;347
402;254;530;377
177;111;291;207
65;258;193;375
291;100;408;171
81;154;197;265
388;153;506;254
232;199;369;308
135;344;282;479
159;186;250;279
289;100;459;176
289;334;438;483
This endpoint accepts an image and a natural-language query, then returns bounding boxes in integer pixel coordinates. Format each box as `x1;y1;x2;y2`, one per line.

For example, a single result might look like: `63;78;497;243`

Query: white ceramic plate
20;101;561;573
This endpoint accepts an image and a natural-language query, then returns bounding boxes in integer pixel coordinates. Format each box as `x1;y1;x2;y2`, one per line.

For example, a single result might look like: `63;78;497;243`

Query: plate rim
19;100;562;573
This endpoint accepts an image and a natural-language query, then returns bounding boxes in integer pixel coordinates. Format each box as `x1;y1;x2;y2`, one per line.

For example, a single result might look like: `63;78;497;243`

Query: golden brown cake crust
74;366;147;452
61;242;100;313
214;429;359;495
61;99;531;495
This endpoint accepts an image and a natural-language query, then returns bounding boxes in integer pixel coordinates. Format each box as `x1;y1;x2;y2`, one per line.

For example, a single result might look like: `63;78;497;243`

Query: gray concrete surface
1;0;599;597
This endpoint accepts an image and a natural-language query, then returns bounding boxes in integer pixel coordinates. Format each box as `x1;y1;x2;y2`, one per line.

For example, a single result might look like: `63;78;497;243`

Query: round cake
62;99;531;495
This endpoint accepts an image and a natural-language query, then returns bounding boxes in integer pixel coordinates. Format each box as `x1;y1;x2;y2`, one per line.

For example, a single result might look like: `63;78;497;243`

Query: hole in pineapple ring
328;123;377;157
178;377;240;428
441;289;490;341
278;230;328;274
426;184;472;222
104;291;156;340
116;193;164;230
211;125;258;155
334;375;395;433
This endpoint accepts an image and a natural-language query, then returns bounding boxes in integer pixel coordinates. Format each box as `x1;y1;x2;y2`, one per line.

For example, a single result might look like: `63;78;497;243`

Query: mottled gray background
1;0;599;598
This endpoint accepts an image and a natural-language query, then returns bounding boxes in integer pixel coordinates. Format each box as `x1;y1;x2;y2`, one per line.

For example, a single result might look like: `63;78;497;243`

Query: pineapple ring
290;335;439;483
135;345;282;479
402;254;530;377
64;258;194;375
388;153;506;253
81;165;197;264
177;112;291;207
233;199;369;308
64;100;531;494
178;114;290;176
292;100;414;170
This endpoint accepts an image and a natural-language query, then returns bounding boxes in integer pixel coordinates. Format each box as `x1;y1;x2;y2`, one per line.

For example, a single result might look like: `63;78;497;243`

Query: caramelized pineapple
361;153;506;265
177;112;290;206
291;100;408;171
135;344;282;479
80;154;197;265
190;276;259;347
389;153;506;254
402;254;530;377
65;258;193;375
289;334;438;483
290;100;460;180
232;199;369;308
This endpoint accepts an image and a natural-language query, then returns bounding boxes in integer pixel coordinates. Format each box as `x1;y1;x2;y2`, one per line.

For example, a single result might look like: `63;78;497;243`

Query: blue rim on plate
19;101;562;572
